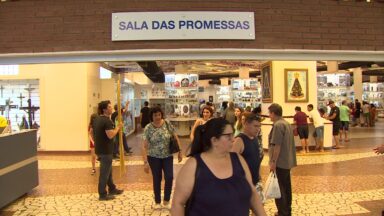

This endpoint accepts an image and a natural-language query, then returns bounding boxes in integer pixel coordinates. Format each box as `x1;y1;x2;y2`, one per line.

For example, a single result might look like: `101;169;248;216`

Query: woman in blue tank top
171;118;266;216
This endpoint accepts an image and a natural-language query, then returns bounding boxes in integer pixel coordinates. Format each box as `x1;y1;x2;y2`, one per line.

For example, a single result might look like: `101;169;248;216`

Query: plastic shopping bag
264;171;281;199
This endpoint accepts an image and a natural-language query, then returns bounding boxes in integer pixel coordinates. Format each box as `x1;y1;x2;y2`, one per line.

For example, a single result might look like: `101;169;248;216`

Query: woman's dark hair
88;113;98;129
188;118;231;156
222;101;228;110
149;106;164;122
98;100;110;115
235;107;244;130
295;106;301;111
202;106;214;117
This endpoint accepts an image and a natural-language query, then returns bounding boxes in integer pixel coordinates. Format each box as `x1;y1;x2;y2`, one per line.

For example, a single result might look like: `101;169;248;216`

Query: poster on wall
165;74;198;88
261;62;273;103
285;69;308;103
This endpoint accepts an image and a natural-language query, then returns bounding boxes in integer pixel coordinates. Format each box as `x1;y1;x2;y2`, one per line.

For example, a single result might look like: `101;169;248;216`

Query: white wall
101;78;116;102
0;63;101;151
87;64;102;116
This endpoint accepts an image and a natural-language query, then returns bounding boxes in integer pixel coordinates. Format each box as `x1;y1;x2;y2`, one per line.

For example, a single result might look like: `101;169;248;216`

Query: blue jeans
147;156;174;204
98;154;116;197
315;126;324;141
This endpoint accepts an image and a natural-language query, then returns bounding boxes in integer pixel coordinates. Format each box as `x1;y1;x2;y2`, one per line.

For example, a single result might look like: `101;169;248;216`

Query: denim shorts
315;126;324;140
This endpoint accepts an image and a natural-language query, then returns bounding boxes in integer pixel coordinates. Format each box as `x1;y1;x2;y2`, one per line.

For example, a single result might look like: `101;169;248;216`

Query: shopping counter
261;118;333;150
0;130;38;209
168;117;198;136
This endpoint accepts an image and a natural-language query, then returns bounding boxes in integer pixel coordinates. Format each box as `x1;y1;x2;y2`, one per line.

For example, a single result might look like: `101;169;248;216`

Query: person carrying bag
264;171;281;199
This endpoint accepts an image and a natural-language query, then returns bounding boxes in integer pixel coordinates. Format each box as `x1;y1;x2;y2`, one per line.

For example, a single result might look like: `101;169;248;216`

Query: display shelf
231;78;261;108
215;86;231;104
164;74;199;117
377;109;384;118
317;74;353;108
362;83;384;109
164;73;199;136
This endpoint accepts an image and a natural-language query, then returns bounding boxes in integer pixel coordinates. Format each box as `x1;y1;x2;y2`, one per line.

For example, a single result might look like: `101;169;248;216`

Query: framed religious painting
285;69;309;102
261;61;273;103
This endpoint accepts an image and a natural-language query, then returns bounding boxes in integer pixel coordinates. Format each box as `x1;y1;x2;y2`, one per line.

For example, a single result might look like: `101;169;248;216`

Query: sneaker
91;169;96;175
124;151;133;156
153;203;162;210
109;188;124;196
99;194;115;201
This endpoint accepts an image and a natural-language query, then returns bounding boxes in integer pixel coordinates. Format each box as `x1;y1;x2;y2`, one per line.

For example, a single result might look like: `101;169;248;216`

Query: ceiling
104;61;384;83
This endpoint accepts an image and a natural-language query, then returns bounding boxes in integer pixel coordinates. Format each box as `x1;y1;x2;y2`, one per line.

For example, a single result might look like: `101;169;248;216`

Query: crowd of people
87;99;382;215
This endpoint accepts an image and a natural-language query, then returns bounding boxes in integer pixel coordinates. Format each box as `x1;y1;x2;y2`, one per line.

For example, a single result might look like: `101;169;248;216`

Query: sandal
91;169;96;175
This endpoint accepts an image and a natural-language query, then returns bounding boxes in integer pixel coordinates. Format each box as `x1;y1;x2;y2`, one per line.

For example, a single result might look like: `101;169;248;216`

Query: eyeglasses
221;132;234;139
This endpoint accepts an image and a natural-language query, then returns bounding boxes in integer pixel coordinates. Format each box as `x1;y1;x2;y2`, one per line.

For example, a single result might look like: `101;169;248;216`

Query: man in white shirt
307;104;325;152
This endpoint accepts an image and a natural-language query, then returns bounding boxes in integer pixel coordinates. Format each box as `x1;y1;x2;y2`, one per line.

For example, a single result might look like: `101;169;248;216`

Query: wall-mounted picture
261;62;273;103
285;69;309;102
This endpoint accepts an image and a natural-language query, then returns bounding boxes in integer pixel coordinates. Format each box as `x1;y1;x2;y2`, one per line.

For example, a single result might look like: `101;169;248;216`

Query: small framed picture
285;69;309;102
261;62;273;103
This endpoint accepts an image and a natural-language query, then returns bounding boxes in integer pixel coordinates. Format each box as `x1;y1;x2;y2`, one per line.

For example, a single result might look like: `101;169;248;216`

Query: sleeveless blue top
188;152;252;216
237;133;262;185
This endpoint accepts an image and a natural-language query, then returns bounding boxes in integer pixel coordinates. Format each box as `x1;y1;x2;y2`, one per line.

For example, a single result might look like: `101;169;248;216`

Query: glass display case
121;82;135;135
164;73;199;136
231;78;262;108
0;79;40;132
317;74;354;108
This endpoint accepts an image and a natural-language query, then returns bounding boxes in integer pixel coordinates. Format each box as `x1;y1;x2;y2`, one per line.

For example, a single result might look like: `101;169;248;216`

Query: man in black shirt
94;100;124;200
140;101;150;129
353;99;361;126
327;100;341;149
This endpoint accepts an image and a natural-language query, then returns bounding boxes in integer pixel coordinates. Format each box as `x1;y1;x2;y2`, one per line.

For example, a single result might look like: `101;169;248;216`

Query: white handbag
264;171;281;199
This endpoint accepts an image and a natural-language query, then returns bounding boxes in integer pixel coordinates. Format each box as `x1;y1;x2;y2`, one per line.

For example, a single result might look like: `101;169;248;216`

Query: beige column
261;61;317;116
260;61;333;149
353;68;363;102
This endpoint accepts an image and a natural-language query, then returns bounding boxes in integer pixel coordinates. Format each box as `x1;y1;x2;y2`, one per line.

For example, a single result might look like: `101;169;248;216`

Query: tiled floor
1;121;384;216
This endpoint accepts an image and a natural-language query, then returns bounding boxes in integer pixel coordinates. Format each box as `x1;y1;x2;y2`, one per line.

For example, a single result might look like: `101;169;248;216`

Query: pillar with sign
260;61;333;150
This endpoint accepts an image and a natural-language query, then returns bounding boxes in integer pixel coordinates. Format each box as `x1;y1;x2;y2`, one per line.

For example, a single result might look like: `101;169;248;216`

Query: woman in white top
190;106;214;141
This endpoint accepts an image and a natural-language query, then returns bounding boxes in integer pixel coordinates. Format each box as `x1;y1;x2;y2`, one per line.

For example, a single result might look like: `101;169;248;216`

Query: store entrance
0;59;383;151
